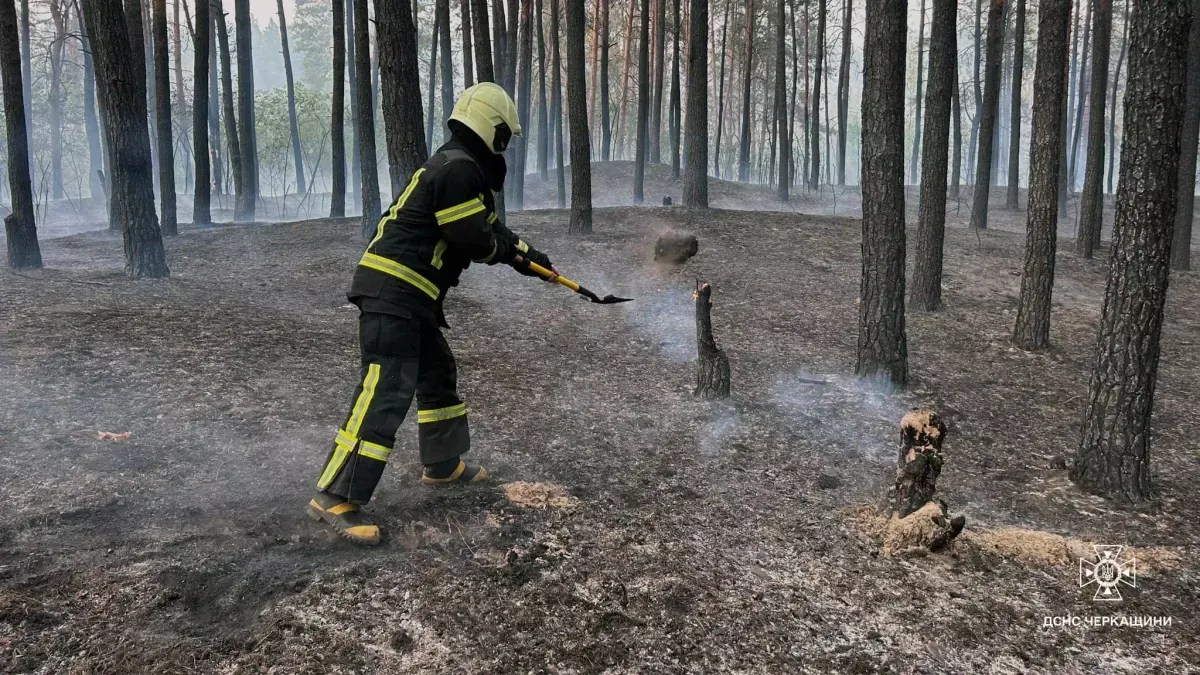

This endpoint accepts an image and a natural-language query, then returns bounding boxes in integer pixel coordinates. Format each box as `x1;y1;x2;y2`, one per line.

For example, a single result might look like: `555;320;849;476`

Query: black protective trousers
316;310;470;503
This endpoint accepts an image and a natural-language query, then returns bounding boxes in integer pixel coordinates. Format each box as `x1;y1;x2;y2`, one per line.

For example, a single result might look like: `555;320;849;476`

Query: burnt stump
694;282;731;399
654;230;699;264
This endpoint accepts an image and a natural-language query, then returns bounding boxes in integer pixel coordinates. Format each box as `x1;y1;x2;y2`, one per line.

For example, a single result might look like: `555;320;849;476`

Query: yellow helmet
449;82;522;154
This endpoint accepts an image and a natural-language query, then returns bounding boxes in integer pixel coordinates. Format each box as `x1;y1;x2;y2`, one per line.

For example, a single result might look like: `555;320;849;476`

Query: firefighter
306;82;557;545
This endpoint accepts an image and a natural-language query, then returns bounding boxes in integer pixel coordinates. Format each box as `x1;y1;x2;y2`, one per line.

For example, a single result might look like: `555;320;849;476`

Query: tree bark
462;0;475;87
600;0;612;161
439;0;455;143
331;0;347;216
192;0;211;224
1;0;41;269
1005;0;1025;209
694;283;731;398
910;0;956;312
514;0;534;209
857;0;908;390
550;0;566;206
910;0;927;186
615;0;635;158
1076;0;1114;257
377;0;428;197
682;0;708;206
234;0;257;221
353;0;380;235
1107;0;1130;196
346;0;362;207
809;0;826;188
538;0;550;173
1068;0;1092;194
775;0;789;200
20;0;32;162
565;0;593;232
1012;0;1069;351
969;0;1005;230
714;0;730;179
650;0;667;163
634;0;651;202
884;411;947;518
152;0;177;235
472;0;494;81
48;0;66;200
1073;0;1190;503
493;0;508;86
79;10;105;201
83;0;170;278
737;0;755;182
506;0;520;91
425;8;441;154
275;0;306;195
670;0;681;176
1171;0;1200;271
216;0;244;215
837;0;851;186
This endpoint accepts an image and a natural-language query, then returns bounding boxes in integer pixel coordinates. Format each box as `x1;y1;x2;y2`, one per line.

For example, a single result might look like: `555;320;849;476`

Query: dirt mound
502;482;578;509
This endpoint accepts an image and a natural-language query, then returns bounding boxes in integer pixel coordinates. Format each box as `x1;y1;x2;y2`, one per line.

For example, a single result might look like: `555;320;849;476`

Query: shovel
526;261;633;304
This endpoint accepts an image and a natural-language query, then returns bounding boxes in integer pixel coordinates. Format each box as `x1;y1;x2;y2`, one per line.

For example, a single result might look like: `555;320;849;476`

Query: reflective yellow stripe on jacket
358;253;440;300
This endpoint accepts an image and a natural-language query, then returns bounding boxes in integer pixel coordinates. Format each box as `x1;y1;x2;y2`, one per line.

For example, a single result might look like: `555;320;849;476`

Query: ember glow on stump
694;282;731;399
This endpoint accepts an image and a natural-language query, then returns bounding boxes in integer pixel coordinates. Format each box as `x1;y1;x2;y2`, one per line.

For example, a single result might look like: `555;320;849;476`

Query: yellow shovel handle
527;261;581;292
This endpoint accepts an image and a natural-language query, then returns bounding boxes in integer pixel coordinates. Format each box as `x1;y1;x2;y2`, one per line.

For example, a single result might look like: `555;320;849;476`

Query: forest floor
2;168;1199;673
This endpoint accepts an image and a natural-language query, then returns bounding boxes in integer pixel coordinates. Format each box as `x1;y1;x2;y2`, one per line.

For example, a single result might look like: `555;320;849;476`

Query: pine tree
1004;0;1025;209
1076;0;1115;258
565;0;593;232
1;0;41;268
969;0;1005;230
193;0;211;224
1171;0;1200;271
682;0;709;207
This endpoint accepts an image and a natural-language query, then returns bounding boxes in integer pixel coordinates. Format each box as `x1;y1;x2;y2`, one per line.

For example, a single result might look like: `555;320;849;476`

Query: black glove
512;245;554;280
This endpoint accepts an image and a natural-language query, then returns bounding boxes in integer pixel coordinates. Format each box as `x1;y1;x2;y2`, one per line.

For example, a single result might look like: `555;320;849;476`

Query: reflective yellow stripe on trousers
317;364;382;488
417;403;468;424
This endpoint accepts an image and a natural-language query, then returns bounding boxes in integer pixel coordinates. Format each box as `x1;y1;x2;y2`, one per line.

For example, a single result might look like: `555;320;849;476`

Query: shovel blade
596;295;634;304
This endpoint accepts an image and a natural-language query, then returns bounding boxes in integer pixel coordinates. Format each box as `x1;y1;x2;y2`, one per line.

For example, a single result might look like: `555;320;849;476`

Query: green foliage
254;82;333;195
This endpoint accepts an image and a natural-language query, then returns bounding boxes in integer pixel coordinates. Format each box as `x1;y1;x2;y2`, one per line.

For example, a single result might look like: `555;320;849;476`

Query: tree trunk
124;0;151;199
152;0;177;235
79;11;105;201
1069;0;1092;194
174;0;192;195
209;10;223;198
48;0;66;200
506;0;520;91
1012;0;1069;351
775;0;789;200
192;0;210;224
669;0;681;176
538;0;550;173
1;0;41;269
970;0;1004;230
20;0;32;162
910;0;927;186
737;0;755;182
1005;0;1025;209
377;0;427;198
650;0;667;162
82;0;170;278
588;0;600;144
809;0;826;188
462;0;475;87
1073;0;1190;503
993;0;1011;185
857;0;908;390
472;0;494;81
1077;0;1115;257
346;0;361;207
233;0;257;221
514;0;534;209
615;0;635;158
714;0;730;179
634;0;651;202
439;0;455;143
425;9;440;154
910;0;956;312
564;0;593;232
837;0;851;186
1107;0;1130;196
694;283;731;398
600;0;612;161
492;0;508;86
216;0;245;216
1173;0;1200;271
968;0;982;185
276;0;306;195
682;0;708;206
788;0;798;186
331;0;347;216
951;61;962;198
550;0;566;206
884;411;947;518
353;0;380;235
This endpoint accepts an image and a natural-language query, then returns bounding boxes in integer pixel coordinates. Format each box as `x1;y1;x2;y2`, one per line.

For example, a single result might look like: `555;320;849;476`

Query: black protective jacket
348;131;532;325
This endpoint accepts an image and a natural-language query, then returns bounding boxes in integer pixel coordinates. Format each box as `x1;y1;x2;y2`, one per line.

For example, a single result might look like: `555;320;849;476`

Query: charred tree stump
694;282;731;399
655;230;699;264
662;195;673;205
880;410;964;555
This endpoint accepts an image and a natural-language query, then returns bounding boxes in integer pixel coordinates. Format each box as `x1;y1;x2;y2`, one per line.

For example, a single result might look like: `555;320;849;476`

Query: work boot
421;458;489;485
306;492;382;545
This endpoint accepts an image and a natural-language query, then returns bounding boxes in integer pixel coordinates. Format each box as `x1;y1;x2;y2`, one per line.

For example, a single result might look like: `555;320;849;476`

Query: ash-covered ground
1;174;1199;673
